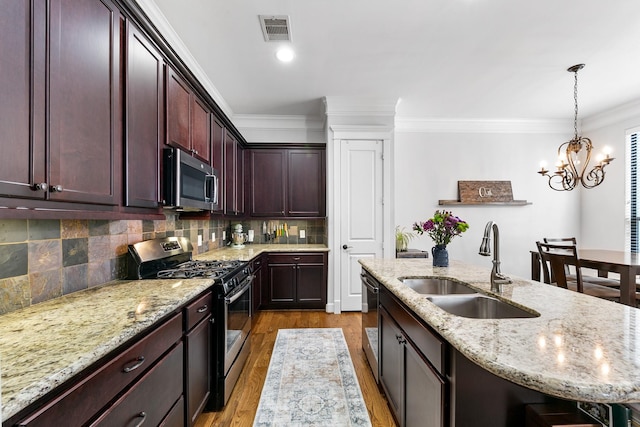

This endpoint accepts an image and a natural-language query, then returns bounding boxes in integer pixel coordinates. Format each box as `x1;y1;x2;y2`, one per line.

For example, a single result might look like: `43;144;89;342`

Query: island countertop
0;243;327;423
359;258;640;403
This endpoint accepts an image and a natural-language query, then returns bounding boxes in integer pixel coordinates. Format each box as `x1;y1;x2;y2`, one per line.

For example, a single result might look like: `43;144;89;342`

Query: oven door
223;275;252;374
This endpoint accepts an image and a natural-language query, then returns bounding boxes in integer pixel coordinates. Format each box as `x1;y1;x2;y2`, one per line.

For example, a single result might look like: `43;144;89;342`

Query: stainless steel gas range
127;237;252;411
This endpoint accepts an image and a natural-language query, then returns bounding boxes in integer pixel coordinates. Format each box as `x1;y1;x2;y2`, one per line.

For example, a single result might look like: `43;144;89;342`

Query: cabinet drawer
268;253;325;264
185;291;213;331
90;341;184;426
17;313;183;427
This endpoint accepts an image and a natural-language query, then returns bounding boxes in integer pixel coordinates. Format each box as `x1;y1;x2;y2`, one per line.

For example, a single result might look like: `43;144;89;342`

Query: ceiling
148;0;640;122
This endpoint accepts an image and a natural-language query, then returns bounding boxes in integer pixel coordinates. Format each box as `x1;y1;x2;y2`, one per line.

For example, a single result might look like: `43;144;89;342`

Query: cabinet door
124;22;163;209
249;150;286;216
405;339;445;427
191;96;210;162
211;117;225;212
224;130;242;215
380;306;404;425
0;0;46;199
186;316;211;426
287;150;326;216
48;0;121;205
269;263;296;303
296;263;326;305
166;67;191;152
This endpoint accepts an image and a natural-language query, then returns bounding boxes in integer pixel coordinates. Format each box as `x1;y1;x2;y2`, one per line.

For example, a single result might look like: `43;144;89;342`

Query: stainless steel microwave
163;148;219;211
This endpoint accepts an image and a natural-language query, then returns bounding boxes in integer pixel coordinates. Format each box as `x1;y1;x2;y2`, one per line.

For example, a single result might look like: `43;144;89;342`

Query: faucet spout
478;221;512;292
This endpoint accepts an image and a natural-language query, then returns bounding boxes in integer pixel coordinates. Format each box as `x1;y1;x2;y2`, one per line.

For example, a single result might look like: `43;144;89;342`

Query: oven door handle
361;274;379;293
225;275;254;304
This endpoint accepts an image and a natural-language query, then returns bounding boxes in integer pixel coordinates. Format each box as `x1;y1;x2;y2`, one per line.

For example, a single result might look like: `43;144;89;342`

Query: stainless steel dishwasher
361;270;380;382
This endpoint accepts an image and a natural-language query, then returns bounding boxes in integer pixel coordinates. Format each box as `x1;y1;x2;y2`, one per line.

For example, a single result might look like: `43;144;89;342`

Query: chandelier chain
573;68;579;140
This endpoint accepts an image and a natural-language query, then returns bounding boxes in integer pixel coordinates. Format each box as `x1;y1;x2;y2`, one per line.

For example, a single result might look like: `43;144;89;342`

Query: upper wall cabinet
124;22;164;209
166;67;210;163
248;147;326;218
224;130;244;216
0;0;121;206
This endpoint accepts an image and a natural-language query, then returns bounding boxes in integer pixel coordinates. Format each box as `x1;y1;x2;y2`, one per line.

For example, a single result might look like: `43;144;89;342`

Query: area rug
253;328;372;426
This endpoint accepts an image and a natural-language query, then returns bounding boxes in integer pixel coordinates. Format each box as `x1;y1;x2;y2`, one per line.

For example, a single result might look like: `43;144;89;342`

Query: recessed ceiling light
276;47;294;62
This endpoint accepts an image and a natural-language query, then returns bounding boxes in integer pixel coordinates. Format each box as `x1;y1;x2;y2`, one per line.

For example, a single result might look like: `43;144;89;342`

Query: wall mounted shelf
438;200;532;206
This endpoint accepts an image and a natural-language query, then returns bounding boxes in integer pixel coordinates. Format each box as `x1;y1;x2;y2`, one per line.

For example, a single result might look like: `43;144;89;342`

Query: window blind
631;132;638;253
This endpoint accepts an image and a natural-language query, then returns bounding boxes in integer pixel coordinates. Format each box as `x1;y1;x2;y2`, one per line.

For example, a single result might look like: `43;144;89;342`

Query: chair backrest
543;237;577;245
536;241;584;292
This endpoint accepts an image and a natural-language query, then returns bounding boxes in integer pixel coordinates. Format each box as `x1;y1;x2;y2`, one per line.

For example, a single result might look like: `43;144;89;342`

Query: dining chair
541;237;620;289
536;241;623;302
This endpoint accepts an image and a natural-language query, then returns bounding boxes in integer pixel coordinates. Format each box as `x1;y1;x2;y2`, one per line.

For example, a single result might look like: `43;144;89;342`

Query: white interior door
340;139;384;311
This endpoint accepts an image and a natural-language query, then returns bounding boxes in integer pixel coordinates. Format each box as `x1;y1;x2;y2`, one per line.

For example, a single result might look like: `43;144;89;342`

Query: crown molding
583;98;640;132
134;0;233;118
394;117;569;134
233;115;326;144
323;96;400;117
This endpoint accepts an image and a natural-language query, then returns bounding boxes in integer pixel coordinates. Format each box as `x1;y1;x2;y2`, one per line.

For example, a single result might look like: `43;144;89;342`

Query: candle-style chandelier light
538;64;614;191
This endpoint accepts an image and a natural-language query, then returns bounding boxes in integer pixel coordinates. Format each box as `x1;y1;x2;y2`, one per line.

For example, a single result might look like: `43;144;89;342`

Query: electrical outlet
300;230;306;239
211;232;216;242
248;230;254;242
197;235;203;246
222;231;226;241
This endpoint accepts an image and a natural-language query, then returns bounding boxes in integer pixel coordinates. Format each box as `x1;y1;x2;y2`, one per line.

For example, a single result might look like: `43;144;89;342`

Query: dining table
530;248;640;307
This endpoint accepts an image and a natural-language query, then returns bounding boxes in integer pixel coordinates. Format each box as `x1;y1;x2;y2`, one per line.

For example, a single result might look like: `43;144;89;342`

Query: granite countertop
359;258;640;403
194;243;329;261
0;243;327;423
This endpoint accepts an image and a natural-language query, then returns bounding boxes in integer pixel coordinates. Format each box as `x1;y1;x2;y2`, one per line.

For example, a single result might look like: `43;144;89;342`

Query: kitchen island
360;258;640;404
0;243;327;425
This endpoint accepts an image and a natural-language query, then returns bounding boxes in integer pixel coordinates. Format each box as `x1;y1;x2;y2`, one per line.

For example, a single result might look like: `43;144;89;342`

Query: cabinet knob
31;182;48;191
49;184;64;193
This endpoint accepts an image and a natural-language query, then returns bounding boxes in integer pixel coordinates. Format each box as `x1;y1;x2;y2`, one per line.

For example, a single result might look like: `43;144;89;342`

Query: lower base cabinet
263;252;327;309
380;305;445;427
90;342;184;426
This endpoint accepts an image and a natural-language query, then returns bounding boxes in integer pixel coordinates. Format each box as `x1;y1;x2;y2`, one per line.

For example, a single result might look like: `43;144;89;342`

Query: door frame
327;125;394;313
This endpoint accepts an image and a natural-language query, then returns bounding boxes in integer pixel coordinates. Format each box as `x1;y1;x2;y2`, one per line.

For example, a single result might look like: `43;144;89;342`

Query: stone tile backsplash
0;215;326;315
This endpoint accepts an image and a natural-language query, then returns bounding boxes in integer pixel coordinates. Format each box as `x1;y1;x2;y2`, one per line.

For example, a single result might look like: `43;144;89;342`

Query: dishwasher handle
361;273;379;294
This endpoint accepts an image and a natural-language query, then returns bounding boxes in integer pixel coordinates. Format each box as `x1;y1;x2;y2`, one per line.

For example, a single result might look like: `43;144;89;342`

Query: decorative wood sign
458;180;513;203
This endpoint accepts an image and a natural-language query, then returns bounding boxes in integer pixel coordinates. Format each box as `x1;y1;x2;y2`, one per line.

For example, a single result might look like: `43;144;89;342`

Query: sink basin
399;277;478;295
426;295;539;319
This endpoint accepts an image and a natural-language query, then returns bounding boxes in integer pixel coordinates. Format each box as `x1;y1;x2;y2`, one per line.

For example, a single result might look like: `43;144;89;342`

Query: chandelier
538;64;614;191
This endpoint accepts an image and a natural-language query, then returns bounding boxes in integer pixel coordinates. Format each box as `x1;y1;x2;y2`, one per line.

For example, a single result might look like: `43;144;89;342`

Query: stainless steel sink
426;294;539;319
399;277;478;295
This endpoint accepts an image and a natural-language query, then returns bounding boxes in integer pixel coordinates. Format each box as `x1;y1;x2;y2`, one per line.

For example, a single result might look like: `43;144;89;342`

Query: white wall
580;102;640;250
393;130;580;279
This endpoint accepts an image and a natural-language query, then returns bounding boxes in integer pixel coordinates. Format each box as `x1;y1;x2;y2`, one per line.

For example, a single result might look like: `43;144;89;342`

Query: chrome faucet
479;221;512;293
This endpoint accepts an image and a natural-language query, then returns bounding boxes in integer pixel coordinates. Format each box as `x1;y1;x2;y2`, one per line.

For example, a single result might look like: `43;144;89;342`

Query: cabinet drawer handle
293;257;301;261
122;356;145;373
197;304;208;313
133;412;147;427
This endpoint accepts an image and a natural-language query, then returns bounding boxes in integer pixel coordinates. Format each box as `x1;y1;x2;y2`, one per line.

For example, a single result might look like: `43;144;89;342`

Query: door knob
342;244;353;250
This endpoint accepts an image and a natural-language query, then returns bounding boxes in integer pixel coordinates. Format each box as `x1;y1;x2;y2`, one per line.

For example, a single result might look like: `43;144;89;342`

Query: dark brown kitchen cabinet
211;117;225;213
0;0;46;199
90;342;184;427
184;292;212;426
264;252;327;309
224;130;244;215
124;21;164;209
0;0;121;206
166;67;210;163
248;147;326;218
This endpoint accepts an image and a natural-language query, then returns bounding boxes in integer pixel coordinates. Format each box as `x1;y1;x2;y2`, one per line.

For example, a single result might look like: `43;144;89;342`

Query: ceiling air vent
259;15;291;42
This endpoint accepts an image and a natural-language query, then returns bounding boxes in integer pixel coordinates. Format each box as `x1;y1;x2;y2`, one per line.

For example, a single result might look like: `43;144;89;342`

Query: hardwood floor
194;310;397;427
